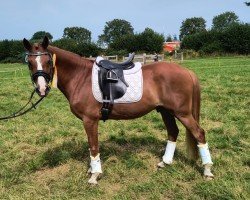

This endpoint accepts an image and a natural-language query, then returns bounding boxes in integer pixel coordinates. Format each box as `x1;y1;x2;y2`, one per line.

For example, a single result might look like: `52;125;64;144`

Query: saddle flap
98;67;127;100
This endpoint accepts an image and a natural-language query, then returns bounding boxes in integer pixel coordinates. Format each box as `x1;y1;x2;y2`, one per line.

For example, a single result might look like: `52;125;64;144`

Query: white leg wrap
90;153;102;173
198;143;213;165
162;140;176;164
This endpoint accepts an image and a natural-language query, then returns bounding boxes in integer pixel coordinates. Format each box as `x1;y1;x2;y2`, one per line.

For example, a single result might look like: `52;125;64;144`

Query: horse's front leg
83;117;102;184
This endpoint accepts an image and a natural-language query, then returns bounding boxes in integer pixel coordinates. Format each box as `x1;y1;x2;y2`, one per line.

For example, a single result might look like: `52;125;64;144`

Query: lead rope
0;89;45;120
0;53;57;121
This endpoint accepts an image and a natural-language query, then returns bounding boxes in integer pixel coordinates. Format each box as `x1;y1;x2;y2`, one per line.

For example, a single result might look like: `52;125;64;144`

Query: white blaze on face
35;56;47;96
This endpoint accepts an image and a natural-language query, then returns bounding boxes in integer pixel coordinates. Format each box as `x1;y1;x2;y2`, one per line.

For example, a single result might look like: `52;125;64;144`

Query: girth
96;53;135;121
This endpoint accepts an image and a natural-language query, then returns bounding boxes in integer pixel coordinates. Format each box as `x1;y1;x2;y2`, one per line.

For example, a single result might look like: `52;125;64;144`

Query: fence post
143;53;146;64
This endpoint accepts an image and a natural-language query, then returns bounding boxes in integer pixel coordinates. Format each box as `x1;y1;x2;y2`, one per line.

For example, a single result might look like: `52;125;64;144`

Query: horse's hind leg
157;108;179;168
176;114;214;179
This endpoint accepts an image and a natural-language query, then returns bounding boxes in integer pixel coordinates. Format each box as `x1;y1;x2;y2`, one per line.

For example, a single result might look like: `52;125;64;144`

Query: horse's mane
47;45;94;68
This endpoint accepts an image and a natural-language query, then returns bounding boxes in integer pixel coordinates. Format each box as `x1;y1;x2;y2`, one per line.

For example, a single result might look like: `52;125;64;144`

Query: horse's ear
23;38;32;51
42;36;49;49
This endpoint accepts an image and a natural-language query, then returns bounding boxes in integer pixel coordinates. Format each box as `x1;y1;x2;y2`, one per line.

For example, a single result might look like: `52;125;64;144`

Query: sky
0;0;249;42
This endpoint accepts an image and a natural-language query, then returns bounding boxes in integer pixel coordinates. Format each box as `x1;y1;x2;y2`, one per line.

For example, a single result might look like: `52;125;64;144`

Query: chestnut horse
23;37;214;184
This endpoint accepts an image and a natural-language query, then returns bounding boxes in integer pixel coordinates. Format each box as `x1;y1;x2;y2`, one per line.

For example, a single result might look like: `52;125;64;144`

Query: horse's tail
186;70;200;160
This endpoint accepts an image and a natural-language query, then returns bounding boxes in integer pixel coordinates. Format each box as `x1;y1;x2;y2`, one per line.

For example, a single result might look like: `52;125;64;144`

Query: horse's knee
178;114;206;143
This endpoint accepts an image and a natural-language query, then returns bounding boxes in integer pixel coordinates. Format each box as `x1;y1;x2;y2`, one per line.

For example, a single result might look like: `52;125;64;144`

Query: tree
63;27;91;44
76;43;101;57
220;23;250;54
0;40;24;63
136;28;164;53
98;19;134;46
212;12;239;31
31;31;53;41
0;40;10;60
179;17;206;40
52;38;100;57
181;23;250;55
109;34;137;53
52;38;78;53
166;35;172;42
173;34;178;41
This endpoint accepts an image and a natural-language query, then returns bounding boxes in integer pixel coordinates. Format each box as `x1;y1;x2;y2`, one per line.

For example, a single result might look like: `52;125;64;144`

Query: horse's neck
48;46;93;100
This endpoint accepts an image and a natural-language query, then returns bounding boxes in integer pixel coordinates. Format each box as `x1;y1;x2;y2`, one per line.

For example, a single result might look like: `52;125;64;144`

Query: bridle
0;51;55;121
25;51;54;94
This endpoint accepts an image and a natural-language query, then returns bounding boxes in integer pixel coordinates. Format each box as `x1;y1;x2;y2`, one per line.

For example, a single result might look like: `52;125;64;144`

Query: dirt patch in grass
31;164;70;185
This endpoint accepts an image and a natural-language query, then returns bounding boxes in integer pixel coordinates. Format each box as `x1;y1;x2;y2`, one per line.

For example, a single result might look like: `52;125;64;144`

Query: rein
0;52;56;121
0;89;45;120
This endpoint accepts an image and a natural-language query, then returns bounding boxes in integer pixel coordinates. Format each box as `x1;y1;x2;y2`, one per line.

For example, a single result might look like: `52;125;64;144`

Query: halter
25;52;54;83
25;51;54;95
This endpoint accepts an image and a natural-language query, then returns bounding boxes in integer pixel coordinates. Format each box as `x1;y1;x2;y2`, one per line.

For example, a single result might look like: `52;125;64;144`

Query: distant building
163;41;181;52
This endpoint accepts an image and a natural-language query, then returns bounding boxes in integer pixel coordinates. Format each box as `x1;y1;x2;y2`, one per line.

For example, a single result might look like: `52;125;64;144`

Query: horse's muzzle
35;85;50;97
36;87;50;97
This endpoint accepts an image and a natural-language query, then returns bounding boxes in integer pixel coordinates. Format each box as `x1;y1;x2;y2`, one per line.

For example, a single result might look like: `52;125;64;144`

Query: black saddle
96;53;135;121
98;54;135;70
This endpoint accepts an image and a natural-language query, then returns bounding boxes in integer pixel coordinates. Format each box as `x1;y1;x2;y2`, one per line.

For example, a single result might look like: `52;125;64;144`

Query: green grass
0;57;249;199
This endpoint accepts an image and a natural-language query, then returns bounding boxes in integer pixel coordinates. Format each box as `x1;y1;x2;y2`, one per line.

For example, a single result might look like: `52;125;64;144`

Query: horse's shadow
29;134;203;176
40;134;163;168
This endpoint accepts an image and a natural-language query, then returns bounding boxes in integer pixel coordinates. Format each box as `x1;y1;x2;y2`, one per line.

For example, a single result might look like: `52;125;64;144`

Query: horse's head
23;36;53;97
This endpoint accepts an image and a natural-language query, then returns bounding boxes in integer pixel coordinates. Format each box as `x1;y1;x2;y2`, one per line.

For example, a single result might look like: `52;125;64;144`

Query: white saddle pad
92;61;143;103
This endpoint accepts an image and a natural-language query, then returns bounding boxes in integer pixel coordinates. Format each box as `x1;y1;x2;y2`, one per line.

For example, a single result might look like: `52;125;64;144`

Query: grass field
0;56;249;200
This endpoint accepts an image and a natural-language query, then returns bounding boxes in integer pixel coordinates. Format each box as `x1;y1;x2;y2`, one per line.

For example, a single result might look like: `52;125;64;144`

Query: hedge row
181;23;250;55
0;23;249;63
0;39;101;63
0;40;24;63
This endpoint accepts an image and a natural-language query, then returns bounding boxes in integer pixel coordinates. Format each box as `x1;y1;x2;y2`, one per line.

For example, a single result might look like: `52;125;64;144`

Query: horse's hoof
204;175;214;180
157;161;165;168
204;172;214;180
88;172;101;184
204;165;214;180
204;171;214;180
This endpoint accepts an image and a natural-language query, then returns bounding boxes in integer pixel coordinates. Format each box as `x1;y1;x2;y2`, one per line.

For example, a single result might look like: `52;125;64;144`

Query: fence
102;55;118;62
123;53;164;64
173;52;183;63
90;54;165;64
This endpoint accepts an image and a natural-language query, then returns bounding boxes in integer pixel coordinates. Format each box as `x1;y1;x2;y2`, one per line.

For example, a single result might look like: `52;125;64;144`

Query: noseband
25;52;54;93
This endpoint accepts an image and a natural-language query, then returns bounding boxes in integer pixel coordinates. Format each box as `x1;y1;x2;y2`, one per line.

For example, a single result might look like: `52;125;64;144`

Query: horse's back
143;61;189;75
